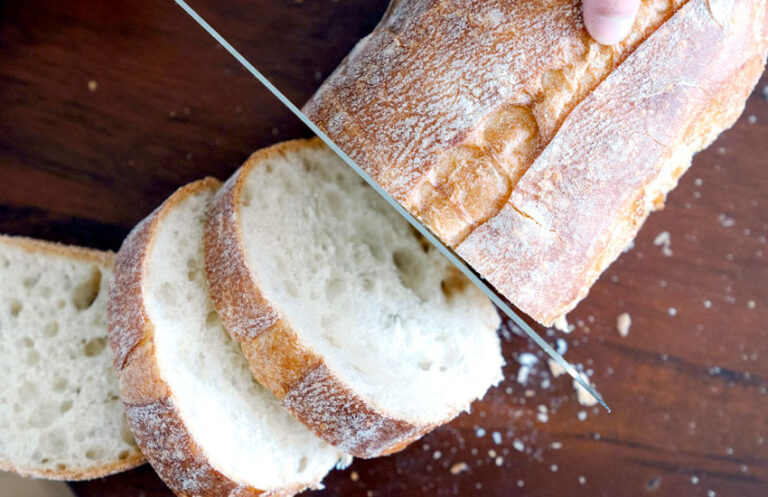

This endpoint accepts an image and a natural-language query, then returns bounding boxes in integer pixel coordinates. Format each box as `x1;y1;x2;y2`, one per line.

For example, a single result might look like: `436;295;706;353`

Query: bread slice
108;178;345;497
205;139;503;458
0;235;142;480
304;0;768;325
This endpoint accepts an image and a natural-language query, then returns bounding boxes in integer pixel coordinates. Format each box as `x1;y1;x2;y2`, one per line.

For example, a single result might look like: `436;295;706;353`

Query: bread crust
304;0;768;325
204;139;445;458
107;178;313;497
0;235;144;481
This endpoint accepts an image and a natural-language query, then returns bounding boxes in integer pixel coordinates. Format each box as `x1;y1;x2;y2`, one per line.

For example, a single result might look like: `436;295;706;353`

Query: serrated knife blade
173;0;610;413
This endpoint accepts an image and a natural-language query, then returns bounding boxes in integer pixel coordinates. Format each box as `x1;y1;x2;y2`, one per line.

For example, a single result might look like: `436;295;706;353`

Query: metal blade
173;0;610;413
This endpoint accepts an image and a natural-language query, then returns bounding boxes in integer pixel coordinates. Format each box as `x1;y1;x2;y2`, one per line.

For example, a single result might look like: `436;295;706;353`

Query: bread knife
173;0;610;412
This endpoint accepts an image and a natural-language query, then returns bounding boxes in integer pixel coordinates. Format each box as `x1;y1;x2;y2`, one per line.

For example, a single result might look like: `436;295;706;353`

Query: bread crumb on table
350;471;359;482
450;462;469;475
653;231;673;256
548;358;566;377
87;79;98;92
616;312;631;337
553;315;570;333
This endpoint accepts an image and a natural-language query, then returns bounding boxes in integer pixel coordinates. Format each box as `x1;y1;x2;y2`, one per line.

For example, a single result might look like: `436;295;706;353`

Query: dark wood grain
1;1;766;496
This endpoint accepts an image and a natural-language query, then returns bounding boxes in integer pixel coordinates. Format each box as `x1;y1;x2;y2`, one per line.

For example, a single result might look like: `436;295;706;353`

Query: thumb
583;0;641;45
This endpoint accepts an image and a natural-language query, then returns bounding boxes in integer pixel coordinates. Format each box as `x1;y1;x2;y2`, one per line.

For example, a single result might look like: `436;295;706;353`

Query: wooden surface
1;1;767;496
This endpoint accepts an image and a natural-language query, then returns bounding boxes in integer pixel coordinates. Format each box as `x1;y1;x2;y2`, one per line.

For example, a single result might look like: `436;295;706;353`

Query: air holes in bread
72;266;101;310
83;337;107;357
10;299;22;317
23;275;40;289
60;400;73;413
440;272;467;302
44;321;59;337
325;278;345;300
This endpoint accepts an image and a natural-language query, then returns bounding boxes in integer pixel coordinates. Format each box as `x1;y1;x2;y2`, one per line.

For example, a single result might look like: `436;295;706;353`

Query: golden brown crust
0;234;115;269
0;235;144;481
204;139;441;458
304;0;768;324
304;0;768;325
456;0;768;323
107;178;308;496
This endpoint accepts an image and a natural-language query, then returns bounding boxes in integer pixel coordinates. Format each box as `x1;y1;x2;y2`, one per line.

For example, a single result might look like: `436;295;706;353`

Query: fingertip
583;0;640;45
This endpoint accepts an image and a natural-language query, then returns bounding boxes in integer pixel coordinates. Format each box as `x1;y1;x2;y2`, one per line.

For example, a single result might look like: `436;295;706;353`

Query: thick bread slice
304;0;768;325
205;139;503;458
0;235;142;480
107;179;344;497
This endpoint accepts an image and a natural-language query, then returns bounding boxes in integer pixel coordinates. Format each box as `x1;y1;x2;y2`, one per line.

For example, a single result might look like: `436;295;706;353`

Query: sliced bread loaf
108;178;345;496
205;139;504;458
0;235;142;480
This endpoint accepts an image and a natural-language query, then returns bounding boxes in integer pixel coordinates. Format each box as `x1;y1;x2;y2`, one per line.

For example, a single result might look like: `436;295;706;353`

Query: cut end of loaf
0;235;142;480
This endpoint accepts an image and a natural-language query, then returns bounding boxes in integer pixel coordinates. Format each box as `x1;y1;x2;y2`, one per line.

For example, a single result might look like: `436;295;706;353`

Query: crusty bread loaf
204;139;503;458
107;179;345;497
304;0;768;325
0;235;142;480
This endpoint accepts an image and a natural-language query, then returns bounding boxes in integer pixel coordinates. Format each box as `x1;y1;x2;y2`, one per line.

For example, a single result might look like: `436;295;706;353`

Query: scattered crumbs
622;239;635;253
718;213;735;227
694;178;703;186
505;386;514;394
537;404;548;414
488;449;497;458
169;109;178;118
691;475;699;484
550;464;558;472
553;315;570;333
573;374;598;406
707;490;716;497
747;300;756;309
548;358;566;377
726;447;734;455
593;433;601;440
578;475;586;485
433;450;442;460
367;491;373;497
475;427;486;438
524;389;535;397
541;378;551;389
537;411;549;423
616;312;631;337
492;431;502;445
747;115;757;124
577;410;588;421
550;441;563;450
495;456;504;466
471;448;478;456
740;464;748;472
704;300;712;308
87;79;98;92
450;462;469;475
513;439;525;452
350;471;359;482
717;146;726;155
653;231;673;256
517;480;525;488
668;307;677;317
422;443;430;451
516;353;539;384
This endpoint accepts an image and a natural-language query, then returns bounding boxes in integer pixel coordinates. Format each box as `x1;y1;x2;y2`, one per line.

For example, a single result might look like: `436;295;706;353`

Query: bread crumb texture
0;236;140;479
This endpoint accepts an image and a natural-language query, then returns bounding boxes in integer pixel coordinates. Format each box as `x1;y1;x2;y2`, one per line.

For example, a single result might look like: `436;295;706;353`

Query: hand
583;0;641;45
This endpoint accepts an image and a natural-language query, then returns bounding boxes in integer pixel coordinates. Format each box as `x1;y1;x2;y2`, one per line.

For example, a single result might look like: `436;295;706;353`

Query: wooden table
1;1;766;496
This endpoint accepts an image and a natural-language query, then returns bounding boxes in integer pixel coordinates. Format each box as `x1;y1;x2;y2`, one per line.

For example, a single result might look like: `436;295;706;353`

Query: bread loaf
107;179;345;496
0;236;142;480
204;139;503;458
304;0;768;324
